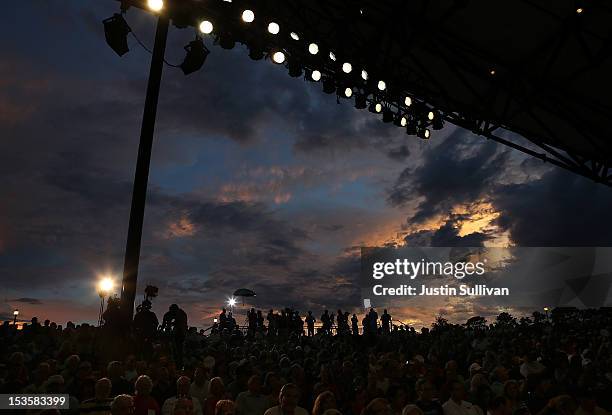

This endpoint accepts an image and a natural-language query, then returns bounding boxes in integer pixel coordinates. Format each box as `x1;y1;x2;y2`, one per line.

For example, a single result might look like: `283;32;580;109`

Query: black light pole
120;14;170;322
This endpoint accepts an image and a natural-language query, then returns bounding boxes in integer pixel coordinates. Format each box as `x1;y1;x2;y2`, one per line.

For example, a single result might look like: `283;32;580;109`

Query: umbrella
233;288;256;298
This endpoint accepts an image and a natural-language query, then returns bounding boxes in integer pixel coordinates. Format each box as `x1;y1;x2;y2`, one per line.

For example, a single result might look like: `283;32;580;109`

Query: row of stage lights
104;0;445;139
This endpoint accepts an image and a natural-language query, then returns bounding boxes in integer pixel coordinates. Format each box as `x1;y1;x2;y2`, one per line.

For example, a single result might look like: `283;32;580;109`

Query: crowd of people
1;305;611;415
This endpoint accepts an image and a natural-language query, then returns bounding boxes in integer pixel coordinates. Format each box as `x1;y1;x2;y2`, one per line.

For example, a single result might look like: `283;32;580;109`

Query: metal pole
120;15;169;322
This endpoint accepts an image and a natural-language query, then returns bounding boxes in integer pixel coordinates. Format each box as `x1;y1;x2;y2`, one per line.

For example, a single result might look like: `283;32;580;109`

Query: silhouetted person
161;304;188;367
351;314;359;335
133;300;158;360
306;311;315;337
381;309;391;334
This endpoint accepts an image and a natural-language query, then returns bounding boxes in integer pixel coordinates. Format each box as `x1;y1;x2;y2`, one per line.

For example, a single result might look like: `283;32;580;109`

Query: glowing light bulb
199;20;213;34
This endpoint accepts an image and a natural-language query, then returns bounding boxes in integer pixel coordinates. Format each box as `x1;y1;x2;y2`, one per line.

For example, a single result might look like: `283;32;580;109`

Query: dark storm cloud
388;129;511;223
404;216;492;247
10;298;43;305
492;168;612;246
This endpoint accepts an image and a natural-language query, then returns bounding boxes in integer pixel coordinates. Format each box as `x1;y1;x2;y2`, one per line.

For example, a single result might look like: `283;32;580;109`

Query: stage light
242;9;255;23
103;14;131;57
490;68;496;76
576;7;583;13
290;32;300;40
343;87;353;98
13;309;19;316
323;78;336;94
311;70;322;81
147;0;163;12
361;70;368;81
394;114;407;127
248;45;264;60
272;51;285;64
355;93;367;109
227;297;237;307
342;62;352;73
98;277;115;297
418;128;430;139
329;51;336;61
377;80;386;91
180;38;209;75
404;96;412;106
428;111;435;121
382;108;393;123
268;22;280;35
369;102;382;113
308;43;319;55
199;20;214;34
218;32;235;49
288;60;303;77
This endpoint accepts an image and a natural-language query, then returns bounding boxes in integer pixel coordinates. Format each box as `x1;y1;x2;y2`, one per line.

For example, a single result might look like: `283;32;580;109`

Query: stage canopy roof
114;0;612;185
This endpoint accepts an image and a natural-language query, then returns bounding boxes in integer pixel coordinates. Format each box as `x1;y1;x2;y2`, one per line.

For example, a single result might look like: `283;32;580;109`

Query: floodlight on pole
268;22;280;35
180;38;209;75
103;14;131;57
199;20;214;34
272;51;286;64
308;43;319;55
342;62;352;73
13;309;19;325
242;10;255;23
147;0;164;12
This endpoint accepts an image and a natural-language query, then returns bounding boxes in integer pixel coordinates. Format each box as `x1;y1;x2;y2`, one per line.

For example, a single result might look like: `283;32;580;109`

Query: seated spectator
236;375;271;415
135;375;161;415
264;384;309;415
81;377;113;414
112;394;135;415
163;376;203;415
443;381;482;415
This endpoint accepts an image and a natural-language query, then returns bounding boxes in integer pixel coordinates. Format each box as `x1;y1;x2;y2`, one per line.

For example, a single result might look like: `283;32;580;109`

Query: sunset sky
2;1;612;329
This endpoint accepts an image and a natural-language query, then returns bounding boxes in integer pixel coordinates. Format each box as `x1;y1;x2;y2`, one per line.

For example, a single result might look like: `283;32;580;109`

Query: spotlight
382;108;393;123
272;51;285;64
394;114;407;127
342;62;352;73
218;32;235;49
323;77;336;94
329;51;336;61
338;86;353;98
355;93;367;109
290;32;300;40
369;102;382;113
268;22;280;35
404;96;412;106
242;9;255;23
417;127;431;139
308;43;319;55
310;69;322;81
576;7;583;13
428;111;435;121
377;80;386;91
432;112;444;130
361;70;368;81
406;122;417;135
180;38;209;75
103;14;131;57
147;0;163;12
199;20;214;34
248;44;265;60
288;60;303;77
227;297;237;307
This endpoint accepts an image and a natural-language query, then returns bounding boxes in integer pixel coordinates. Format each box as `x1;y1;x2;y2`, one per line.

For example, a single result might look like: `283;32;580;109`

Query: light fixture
290;32;300;40
343;87;353;98
288;60;303;77
404;96;412;106
241;9;255;23
98;276;115;297
308;43;319;55
490;68;496;76
323;77;336;94
329;51;336;61
227;297;237;307
382;108;394;123
103;14;131;57
268;22;280;35
418;128;431;139
272;51;286;64
355;93;367;109
311;69;322;81
377;80;386;91
342;62;352;73
180;38;209;75
369;102;382;113
13;309;19;316
147;0;163;12
428;111;435;121
576;7;583;13
394;114;407;127
199;20;214;34
361;70;368;81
